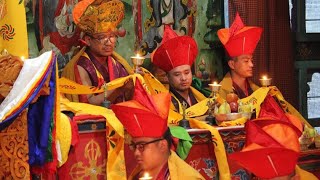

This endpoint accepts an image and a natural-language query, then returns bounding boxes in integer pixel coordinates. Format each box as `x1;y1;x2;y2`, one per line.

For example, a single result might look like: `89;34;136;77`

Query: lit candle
139;172;152;180
20;56;25;60
131;53;145;73
131;53;145;61
209;81;221;92
259;75;272;87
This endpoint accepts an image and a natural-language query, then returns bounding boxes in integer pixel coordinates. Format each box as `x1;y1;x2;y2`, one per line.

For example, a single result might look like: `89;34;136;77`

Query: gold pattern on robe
0;110;30;179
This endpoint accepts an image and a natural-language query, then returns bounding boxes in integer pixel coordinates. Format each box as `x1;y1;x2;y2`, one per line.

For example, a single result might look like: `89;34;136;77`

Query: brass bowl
215;113;242;122
131;57;145;66
259;78;272;87
241;112;252;120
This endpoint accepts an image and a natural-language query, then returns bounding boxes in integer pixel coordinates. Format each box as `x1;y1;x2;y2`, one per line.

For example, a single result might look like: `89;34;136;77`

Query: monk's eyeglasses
89;35;117;44
129;138;164;152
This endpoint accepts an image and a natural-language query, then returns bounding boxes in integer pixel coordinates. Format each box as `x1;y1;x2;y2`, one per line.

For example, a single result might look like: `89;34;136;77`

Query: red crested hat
228;119;300;179
111;80;171;138
218;13;263;57
152;25;198;72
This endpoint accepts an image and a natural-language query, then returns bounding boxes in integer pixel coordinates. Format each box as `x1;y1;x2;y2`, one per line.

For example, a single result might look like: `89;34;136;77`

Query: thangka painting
133;0;197;56
35;0;82;71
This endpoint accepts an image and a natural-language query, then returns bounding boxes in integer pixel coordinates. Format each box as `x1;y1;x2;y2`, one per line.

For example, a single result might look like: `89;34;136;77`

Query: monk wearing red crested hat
112;80;204;180
151;25;206;114
218;13;262;99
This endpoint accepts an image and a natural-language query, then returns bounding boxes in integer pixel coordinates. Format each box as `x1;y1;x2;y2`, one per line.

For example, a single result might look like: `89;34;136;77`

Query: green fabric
169;126;193;160
192;77;211;97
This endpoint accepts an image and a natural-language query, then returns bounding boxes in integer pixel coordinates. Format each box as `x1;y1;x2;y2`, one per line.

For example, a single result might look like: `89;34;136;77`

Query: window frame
296;0;320;42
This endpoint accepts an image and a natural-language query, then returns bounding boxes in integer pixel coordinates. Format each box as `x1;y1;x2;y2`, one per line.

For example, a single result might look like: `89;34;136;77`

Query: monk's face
130;137;167;172
228;54;254;78
167;65;193;93
85;32;117;56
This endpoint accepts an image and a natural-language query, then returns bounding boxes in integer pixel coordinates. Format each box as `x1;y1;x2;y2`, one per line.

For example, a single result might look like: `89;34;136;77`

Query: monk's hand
135;67;145;76
122;78;134;100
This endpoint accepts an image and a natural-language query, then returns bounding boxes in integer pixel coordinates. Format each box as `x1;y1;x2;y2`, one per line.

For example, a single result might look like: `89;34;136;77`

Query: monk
217;13;262;99
112;80;205;180
61;0;134;105
152;25;206;113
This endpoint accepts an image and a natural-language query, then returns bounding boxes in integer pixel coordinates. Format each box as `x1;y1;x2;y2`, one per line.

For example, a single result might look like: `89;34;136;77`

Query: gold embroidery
69;140;105;179
0;110;30;179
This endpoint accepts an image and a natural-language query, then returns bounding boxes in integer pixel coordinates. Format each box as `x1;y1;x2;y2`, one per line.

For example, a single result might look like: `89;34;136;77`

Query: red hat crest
112;80;171;138
229;119;300;179
218;13;263;57
152;25;198;72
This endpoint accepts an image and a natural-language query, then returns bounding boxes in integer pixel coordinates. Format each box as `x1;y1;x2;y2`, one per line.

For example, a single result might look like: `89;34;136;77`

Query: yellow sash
61;48;134;102
167;110;231;180
170;87;207;116
219;86;312;128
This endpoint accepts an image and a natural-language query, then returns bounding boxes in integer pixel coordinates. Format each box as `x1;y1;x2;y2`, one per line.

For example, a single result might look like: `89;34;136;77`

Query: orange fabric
242;143;264;152
72;0;95;24
286;113;303;133
262;124;300;152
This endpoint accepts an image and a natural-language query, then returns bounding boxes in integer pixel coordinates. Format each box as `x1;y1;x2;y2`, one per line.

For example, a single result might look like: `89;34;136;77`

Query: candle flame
144;172;150;177
213;81;217;85
21;56;25;60
139;172;152;180
262;75;267;80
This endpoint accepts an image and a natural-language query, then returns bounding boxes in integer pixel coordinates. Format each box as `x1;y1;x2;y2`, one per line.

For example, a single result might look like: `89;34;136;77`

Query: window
294;0;320;41
307;72;320;119
305;0;320;33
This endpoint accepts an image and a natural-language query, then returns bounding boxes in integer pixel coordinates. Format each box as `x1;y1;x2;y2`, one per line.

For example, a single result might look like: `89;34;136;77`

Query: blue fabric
0;59;54;131
27;57;56;166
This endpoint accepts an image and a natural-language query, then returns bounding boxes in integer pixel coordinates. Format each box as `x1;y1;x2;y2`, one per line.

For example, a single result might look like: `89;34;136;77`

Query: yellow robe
295;166;318;180
129;151;205;180
61;47;134;102
219;72;259;100
170;86;207;114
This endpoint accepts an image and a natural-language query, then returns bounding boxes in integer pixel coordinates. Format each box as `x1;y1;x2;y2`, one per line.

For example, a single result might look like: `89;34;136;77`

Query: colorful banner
0;0;28;57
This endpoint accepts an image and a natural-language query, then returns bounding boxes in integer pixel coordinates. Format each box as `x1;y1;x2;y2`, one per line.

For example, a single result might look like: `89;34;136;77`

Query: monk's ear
228;60;235;70
159;139;168;152
83;35;91;46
